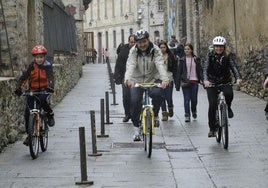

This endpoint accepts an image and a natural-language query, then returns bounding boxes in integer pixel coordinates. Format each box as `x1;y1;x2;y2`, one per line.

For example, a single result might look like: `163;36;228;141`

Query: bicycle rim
28;114;39;159
215;110;222;143
221;105;229;149
40;117;48;152
145;110;153;158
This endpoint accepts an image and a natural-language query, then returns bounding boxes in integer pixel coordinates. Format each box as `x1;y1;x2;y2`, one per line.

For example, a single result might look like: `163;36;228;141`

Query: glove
14;88;23;96
46;87;54;93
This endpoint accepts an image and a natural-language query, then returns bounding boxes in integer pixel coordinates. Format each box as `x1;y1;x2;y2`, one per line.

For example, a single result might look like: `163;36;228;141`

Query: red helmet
31;45;47;55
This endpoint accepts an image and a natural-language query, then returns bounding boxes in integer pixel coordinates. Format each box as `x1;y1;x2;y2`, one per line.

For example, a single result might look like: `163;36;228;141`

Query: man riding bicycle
124;30;171;141
203;36;242;137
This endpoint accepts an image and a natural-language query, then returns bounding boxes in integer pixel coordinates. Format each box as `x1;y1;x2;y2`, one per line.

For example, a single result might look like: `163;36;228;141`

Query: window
113;30;116;48
129;28;133;35
121;29;124;44
105;31;109;49
158;0;163;11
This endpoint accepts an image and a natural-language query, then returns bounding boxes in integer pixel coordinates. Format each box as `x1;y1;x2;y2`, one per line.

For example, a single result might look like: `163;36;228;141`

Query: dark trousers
161;81;174;111
122;84;131;117
24;94;53;133
130;87;163;127
182;83;199;115
206;85;233;131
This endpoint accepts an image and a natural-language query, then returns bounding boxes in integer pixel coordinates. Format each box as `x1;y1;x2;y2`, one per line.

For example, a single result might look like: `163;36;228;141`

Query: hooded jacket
124;42;171;83
17;60;54;92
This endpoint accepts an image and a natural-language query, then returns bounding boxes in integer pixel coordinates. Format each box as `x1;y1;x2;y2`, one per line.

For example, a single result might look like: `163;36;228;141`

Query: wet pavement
0;63;267;188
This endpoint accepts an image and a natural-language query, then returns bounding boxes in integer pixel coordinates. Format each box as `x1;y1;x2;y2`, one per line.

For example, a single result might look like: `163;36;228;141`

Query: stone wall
0;55;82;152
0;0;84;152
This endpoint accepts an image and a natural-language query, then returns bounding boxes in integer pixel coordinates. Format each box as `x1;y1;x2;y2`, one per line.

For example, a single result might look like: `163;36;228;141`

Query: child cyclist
15;45;55;146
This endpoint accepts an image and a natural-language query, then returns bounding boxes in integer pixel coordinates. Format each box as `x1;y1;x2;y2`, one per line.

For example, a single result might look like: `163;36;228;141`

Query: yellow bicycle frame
141;106;155;135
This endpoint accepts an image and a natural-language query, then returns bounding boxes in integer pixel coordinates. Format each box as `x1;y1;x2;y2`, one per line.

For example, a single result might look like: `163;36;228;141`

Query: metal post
111;79;118;105
75;127;94;185
88;111;102;156
97;99;109;137
105;91;113;124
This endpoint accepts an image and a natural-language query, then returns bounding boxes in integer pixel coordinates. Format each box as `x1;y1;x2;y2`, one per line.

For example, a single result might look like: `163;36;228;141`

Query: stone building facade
172;0;268;99
83;0;167;63
0;0;87;151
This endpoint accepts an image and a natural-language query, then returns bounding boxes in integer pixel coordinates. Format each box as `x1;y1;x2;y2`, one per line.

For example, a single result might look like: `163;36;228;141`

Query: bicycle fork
30;109;41;137
142;107;155;135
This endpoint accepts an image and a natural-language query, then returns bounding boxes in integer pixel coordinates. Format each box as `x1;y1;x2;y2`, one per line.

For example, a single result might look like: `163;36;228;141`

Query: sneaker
168;107;174;117
192;111;197;119
47;112;55;127
154;116;160;127
228;107;234;118
133;127;141;141
23;136;29;146
123;115;131;122
208;130;216;138
185;114;190;122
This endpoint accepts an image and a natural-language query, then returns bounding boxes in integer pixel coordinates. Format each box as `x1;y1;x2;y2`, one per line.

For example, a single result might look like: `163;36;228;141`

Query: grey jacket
124;42;171;83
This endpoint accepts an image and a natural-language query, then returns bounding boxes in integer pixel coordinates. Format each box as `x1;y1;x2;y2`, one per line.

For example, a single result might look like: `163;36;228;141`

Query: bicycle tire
145;110;153;158
28;114;39;159
40;116;48;152
221;105;229;149
215;110;222;143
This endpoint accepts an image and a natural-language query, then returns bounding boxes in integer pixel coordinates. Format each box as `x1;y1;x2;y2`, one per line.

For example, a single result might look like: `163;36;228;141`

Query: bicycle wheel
221;105;229;149
145;110;153;158
215;110;222;143
28;114;39;159
40;116;48;152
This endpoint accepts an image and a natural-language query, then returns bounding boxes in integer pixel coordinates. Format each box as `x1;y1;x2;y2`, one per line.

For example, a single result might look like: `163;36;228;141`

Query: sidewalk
0;63;268;188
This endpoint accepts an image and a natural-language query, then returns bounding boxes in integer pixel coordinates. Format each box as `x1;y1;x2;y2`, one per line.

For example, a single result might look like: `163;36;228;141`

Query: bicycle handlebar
134;82;162;88
22;90;52;96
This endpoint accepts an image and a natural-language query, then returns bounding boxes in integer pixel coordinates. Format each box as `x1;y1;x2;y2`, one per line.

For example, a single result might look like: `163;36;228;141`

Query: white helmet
212;36;226;46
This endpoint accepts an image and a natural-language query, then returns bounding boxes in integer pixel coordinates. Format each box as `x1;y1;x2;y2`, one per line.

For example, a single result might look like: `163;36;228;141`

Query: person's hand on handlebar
204;80;210;88
161;81;169;89
125;80;135;88
236;79;242;86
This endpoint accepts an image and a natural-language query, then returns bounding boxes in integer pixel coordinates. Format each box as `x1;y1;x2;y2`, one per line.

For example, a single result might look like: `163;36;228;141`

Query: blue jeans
122;84;131;117
161;81;174;111
130;87;163;127
182;83;199;115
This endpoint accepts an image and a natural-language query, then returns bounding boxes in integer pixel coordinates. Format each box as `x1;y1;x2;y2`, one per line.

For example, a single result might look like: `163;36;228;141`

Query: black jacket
203;52;241;84
114;44;131;84
175;55;203;91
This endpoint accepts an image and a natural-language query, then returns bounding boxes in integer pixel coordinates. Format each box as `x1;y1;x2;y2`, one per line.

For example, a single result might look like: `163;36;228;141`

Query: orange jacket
18;60;54;92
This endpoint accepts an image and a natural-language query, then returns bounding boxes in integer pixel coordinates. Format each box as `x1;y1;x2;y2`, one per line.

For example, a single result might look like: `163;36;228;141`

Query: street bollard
110;73;118;106
98;99;109;137
105;91;113;124
88;111;102;156
75;127;94;186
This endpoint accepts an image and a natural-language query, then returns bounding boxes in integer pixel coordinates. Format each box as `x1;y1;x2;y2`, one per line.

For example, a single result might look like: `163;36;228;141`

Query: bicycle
22;91;50;159
135;82;161;158
211;83;231;149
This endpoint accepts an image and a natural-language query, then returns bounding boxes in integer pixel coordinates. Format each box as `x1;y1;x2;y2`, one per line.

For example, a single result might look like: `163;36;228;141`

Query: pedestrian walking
103;48;109;64
203;36;242;137
158;41;177;121
124;29;170;141
14;45;55;145
114;35;136;122
175;43;203;122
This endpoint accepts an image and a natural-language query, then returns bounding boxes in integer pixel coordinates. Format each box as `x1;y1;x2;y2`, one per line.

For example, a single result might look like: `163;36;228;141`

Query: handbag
180;58;193;88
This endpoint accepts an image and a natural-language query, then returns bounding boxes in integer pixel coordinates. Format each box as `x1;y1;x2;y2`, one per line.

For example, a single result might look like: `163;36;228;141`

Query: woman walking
175;44;203;122
159;41;178;121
